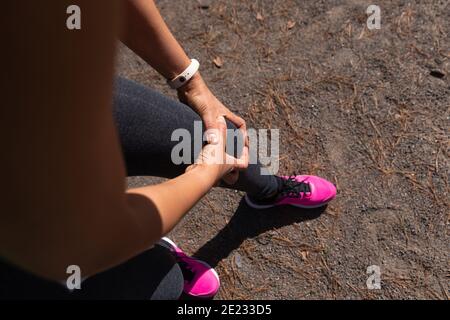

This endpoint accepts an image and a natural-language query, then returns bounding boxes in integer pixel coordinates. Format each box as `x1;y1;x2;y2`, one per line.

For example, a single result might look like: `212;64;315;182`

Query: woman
0;0;335;299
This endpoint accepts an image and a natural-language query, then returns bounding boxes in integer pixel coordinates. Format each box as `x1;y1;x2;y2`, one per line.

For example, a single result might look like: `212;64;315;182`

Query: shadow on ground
193;199;325;268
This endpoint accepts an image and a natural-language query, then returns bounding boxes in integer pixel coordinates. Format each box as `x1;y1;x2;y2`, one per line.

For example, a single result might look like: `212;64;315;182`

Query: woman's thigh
113;77;201;177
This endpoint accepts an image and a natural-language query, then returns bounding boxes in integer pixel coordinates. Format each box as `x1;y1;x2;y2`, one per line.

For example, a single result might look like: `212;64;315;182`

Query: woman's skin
0;0;248;281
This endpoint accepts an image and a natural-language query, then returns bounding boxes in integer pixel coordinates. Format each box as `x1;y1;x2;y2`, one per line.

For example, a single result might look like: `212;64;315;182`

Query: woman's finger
216;115;228;147
202;113;219;144
225;145;249;170
234;145;249;169
225;112;248;147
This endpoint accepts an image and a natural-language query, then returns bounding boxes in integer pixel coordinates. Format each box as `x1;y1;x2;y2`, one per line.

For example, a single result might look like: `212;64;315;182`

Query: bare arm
121;0;248;174
121;0;191;79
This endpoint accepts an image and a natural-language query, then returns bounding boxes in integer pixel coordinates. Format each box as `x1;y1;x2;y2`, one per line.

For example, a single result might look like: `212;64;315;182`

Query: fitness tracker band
167;59;200;90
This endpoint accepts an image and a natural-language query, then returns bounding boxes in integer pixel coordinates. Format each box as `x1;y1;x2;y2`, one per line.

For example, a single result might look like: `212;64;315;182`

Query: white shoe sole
244;194;332;209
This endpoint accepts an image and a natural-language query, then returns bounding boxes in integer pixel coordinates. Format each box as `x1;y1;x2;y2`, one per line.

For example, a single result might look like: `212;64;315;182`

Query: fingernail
217;116;226;124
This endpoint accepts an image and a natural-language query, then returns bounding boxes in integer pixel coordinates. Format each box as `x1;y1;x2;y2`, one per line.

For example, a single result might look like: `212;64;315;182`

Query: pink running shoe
160;237;220;299
245;175;336;209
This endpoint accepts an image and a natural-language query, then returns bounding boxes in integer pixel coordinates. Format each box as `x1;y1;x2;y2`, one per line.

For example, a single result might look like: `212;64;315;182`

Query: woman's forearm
126;164;219;237
121;0;191;79
77;165;219;280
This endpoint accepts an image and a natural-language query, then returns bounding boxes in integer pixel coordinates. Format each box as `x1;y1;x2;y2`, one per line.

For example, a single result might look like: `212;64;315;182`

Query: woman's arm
121;0;248;171
121;0;191;79
127;115;248;235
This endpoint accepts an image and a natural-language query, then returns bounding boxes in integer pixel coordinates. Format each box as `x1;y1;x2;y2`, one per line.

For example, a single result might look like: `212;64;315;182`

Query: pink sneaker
160;237;220;299
245;175;336;209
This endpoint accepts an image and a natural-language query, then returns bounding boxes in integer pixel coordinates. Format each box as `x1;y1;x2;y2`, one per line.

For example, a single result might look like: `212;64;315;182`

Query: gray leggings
114;77;280;198
0;78;279;300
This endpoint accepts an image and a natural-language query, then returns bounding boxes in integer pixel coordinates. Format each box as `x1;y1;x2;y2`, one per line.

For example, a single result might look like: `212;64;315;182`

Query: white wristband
167;59;200;90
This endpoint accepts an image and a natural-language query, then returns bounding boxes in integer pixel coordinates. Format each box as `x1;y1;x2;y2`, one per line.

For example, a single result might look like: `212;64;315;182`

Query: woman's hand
177;73;248;145
186;116;249;185
178;73;248;184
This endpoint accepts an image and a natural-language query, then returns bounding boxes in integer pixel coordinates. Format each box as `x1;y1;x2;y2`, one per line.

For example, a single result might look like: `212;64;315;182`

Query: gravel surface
118;0;449;299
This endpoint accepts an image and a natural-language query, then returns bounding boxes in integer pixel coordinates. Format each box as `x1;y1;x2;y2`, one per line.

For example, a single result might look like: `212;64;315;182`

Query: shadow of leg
193;198;326;268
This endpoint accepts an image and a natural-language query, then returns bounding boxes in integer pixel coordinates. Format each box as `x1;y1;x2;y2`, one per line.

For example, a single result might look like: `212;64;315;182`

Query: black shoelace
280;176;311;198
